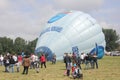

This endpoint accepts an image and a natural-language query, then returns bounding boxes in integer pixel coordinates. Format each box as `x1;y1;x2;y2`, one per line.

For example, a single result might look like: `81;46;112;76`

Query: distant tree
26;38;38;54
0;37;13;53
116;40;120;51
14;37;27;54
0;43;3;54
103;29;120;51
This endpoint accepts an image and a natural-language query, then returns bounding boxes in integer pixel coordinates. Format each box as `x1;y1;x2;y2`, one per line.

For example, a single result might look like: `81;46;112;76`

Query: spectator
80;53;85;64
3;55;10;72
34;54;40;73
76;57;82;69
66;63;71;76
93;53;98;69
30;53;35;69
64;53;71;69
9;55;15;73
18;55;22;65
40;54;46;68
0;54;4;66
84;54;90;70
16;61;20;72
22;55;30;74
52;53;56;64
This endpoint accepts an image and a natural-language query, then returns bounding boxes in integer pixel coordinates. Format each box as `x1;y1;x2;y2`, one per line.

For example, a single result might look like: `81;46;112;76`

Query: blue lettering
40;26;63;36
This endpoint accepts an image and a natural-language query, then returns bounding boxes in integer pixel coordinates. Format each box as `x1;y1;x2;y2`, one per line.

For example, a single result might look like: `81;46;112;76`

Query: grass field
0;56;120;80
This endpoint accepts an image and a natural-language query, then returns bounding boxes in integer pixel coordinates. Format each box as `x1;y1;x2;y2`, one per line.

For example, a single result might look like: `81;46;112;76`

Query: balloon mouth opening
35;46;53;61
89;46;104;59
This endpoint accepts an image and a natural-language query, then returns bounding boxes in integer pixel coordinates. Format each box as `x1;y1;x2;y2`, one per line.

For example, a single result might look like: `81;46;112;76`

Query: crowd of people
63;52;98;79
0;53;49;74
0;52;99;79
0;53;22;73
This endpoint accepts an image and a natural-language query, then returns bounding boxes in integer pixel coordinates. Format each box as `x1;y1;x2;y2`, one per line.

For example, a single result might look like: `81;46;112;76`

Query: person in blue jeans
84;54;91;70
9;55;15;73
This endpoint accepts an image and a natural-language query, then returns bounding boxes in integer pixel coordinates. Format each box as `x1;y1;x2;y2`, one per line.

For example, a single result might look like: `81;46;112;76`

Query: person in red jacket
40;54;46;68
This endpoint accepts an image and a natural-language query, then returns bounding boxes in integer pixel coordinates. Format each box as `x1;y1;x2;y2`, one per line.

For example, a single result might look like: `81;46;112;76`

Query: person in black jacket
9;55;15;73
93;53;98;69
64;53;71;69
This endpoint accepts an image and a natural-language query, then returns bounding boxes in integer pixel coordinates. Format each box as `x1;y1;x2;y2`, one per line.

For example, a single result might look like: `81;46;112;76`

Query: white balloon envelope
35;11;106;60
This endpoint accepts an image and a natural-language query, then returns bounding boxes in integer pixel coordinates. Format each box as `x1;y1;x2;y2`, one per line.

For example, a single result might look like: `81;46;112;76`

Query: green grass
0;56;120;80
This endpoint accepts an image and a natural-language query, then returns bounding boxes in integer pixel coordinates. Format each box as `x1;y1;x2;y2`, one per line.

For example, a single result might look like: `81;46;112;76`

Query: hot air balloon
35;10;106;60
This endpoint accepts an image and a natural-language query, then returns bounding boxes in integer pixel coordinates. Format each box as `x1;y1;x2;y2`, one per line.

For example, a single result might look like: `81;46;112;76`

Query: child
71;64;76;76
72;65;83;79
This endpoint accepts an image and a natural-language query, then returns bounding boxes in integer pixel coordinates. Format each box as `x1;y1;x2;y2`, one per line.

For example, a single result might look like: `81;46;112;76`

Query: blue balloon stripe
48;13;67;23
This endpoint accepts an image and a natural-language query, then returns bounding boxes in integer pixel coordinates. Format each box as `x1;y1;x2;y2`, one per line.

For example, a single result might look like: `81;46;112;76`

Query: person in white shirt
0;55;4;66
13;54;18;63
34;55;39;73
80;53;85;64
30;54;35;69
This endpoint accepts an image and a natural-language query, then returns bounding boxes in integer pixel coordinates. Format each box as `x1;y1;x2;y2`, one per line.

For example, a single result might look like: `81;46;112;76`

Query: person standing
22;55;30;74
93;53;98;69
9;55;15;73
66;63;71;76
18;55;22;65
34;54;40;73
52;53;56;64
64;53;71;69
30;53;35;69
80;53;85;64
0;54;4;66
76;57;82;69
84;54;90;70
16;61;20;72
3;55;10;72
40;54;46;68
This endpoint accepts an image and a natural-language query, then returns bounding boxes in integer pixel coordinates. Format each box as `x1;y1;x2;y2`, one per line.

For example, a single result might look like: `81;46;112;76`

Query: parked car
110;51;120;56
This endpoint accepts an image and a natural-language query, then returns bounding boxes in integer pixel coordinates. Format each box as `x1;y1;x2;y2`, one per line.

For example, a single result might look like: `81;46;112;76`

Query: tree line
0;29;120;55
0;37;38;55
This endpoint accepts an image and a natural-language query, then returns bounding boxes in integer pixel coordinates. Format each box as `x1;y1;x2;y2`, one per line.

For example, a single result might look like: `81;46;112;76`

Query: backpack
10;58;15;64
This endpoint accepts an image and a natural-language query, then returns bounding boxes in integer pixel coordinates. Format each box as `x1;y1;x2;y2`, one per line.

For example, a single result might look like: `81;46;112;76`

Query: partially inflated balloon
35;11;106;60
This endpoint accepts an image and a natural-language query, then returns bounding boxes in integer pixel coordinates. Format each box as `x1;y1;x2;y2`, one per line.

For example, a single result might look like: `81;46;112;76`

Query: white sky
0;0;119;41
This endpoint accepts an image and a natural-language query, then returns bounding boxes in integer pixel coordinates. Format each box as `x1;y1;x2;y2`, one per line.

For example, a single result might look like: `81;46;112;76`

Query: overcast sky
0;0;119;41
